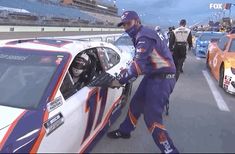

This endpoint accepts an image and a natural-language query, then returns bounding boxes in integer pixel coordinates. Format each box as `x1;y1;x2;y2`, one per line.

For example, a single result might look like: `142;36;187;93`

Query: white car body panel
0;38;132;153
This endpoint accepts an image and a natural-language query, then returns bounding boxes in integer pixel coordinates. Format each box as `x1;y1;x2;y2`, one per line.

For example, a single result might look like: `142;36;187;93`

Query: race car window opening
229;39;235;52
97;47;120;71
218;36;229;51
199;33;225;42
0;50;65;110
60;48;104;99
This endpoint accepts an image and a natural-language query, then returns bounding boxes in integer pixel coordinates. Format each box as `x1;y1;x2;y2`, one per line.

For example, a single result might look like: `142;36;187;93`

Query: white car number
213;53;218;68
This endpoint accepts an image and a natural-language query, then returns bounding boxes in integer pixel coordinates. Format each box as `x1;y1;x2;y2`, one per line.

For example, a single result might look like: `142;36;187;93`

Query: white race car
114;33;135;66
0;38;133;153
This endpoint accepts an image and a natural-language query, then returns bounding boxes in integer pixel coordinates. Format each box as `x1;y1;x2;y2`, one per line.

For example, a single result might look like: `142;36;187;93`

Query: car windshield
114;35;133;46
194;32;203;37
199;33;224;41
0;48;68;110
230;39;235;52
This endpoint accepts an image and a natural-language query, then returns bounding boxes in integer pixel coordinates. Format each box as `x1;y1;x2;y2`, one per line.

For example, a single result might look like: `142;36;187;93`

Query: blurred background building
0;0;121;27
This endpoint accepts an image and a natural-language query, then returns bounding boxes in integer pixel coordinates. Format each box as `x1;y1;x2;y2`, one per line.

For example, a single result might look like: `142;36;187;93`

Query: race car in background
193;31;225;57
192;31;203;50
207;34;235;94
0;38;133;153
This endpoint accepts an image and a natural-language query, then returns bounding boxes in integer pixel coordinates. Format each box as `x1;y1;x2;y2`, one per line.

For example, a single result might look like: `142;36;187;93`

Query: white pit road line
196;57;201;60
202;70;230;112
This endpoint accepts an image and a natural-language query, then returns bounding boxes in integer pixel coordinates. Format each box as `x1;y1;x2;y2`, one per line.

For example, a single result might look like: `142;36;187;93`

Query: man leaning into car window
108;11;179;153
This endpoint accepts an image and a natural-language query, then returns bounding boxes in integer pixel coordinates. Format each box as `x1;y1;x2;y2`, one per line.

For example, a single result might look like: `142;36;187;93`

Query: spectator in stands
107;10;178;153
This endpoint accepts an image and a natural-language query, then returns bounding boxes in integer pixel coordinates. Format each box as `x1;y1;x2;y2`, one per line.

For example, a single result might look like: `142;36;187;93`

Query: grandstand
80;10;120;26
0;0;121;27
62;0;118;16
61;0;120;26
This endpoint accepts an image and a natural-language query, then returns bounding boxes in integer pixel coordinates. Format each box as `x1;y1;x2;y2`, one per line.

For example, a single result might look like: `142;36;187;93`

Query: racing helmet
155;26;161;32
71;54;90;77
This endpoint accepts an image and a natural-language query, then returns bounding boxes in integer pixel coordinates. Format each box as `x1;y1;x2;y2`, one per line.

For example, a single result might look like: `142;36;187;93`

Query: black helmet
71;55;90;72
70;54;90;78
71;55;89;70
180;19;186;26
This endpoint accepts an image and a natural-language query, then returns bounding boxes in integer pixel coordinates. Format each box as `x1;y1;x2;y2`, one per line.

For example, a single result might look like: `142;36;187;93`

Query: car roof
201;31;225;34
0;38;120;59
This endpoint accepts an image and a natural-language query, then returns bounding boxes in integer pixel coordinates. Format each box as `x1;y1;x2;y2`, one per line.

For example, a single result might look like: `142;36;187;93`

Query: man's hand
110;79;122;88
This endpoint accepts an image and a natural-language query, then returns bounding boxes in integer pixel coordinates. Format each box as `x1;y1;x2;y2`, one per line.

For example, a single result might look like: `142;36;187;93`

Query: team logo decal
44;112;64;136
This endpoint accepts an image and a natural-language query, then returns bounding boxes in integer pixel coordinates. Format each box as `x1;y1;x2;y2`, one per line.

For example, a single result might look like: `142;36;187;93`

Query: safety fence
0;25;123;32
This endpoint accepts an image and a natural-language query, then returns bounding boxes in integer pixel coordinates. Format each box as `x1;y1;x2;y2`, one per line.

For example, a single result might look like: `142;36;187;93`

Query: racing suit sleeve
117;36;155;84
187;31;193;49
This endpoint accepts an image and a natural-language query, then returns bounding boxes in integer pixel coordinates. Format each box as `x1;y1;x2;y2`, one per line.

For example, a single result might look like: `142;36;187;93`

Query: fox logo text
209;3;223;9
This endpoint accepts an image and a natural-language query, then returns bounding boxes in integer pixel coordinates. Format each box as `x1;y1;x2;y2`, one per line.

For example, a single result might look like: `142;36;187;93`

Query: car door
96;47;124;104
37;60;93;153
212;36;229;78
38;46;125;153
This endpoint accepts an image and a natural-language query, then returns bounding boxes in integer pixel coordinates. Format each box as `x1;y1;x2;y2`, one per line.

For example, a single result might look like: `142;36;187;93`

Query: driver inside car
69;54;91;89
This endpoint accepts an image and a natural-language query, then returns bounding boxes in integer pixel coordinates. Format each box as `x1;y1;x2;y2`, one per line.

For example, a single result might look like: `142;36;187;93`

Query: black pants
172;44;187;81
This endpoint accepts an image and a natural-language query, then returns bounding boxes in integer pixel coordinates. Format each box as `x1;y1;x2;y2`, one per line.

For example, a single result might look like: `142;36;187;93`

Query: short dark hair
180;19;186;26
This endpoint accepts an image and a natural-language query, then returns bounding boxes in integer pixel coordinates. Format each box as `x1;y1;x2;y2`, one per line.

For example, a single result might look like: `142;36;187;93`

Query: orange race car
207;34;235;94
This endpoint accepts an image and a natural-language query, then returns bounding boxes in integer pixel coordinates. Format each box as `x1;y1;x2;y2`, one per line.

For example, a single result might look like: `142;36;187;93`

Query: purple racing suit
117;25;179;153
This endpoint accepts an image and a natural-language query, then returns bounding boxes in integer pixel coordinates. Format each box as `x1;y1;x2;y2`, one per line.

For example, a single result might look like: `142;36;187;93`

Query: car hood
197;40;209;45
0;105;25;130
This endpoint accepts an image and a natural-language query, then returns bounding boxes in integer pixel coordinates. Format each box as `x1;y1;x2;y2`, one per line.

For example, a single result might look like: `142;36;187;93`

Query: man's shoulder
139;26;155;35
137;26;157;39
174;26;191;33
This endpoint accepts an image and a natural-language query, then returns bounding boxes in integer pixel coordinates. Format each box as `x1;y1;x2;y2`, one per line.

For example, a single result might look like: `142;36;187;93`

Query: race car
193;31;225;58
0;38;133;153
206;34;235;94
192;31;203;51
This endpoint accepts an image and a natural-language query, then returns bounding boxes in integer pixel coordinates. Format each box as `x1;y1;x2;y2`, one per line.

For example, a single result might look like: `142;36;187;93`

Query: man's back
173;26;191;43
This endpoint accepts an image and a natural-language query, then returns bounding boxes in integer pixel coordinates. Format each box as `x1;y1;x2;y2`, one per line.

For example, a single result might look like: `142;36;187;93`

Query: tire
219;65;224;88
120;83;132;108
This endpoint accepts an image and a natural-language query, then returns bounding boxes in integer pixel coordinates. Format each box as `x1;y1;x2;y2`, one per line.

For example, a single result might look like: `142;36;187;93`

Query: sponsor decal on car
44;112;64;136
47;96;63;112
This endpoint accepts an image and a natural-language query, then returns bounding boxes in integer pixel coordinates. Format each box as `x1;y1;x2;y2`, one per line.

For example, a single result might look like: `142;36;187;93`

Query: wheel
120;83;132;108
219;65;224;88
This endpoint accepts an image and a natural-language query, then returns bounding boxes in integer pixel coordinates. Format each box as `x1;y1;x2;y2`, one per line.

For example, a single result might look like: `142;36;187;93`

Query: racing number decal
213;53;218;68
94;88;108;128
82;88;108;144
